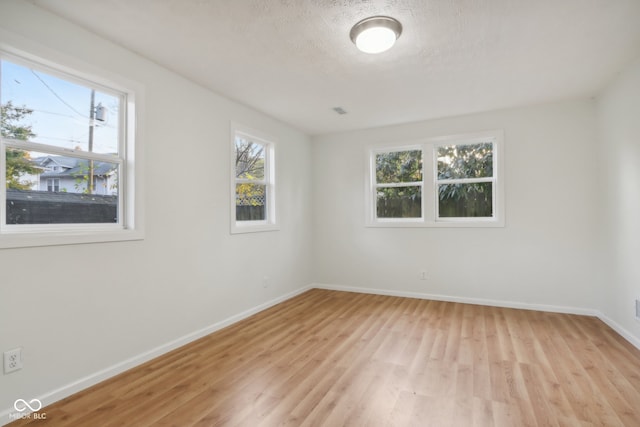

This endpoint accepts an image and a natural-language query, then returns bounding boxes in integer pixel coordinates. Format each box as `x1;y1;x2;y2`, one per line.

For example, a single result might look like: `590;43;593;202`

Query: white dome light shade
350;16;402;54
355;27;397;54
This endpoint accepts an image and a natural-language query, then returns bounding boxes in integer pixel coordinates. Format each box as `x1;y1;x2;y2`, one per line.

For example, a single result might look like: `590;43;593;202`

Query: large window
366;131;504;227
0;50;140;247
230;124;277;233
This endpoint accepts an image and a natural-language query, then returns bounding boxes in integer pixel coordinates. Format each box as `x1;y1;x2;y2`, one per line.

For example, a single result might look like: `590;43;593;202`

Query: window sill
366;219;505;228
0;228;144;249
230;222;279;234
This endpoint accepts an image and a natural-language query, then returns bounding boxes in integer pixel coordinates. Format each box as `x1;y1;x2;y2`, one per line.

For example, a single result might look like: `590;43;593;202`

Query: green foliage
1;101;39;190
376;150;422;183
1;101;35;140
235;183;265;206
73;162;91;194
5;148;39;190
437;143;492;179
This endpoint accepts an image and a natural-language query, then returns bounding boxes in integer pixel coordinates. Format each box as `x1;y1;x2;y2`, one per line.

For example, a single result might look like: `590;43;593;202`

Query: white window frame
369;145;425;224
365;130;504;228
0;45;143;249
230;123;278;234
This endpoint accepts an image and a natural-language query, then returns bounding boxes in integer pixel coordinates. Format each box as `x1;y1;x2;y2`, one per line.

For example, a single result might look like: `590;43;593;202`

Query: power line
30;69;88;119
31;109;76;119
36;135;87;144
31;108;115;131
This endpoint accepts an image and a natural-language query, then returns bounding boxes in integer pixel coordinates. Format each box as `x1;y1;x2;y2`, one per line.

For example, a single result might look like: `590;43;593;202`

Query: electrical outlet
419;271;427;280
263;276;270;288
4;348;23;374
635;299;640;321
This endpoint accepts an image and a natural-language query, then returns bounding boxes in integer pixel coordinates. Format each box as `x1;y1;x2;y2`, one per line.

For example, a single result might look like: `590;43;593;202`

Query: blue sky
1;58;120;155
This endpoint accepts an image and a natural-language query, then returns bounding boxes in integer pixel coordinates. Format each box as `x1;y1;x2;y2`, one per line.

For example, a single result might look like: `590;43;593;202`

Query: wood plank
8;289;640;426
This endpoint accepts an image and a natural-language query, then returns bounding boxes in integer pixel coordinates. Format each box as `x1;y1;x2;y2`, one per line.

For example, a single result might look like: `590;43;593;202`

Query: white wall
0;0;312;417
597;57;640;343
312;100;603;311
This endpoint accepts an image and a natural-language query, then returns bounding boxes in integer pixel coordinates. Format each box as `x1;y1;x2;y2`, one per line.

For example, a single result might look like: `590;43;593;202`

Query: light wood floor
10;289;640;426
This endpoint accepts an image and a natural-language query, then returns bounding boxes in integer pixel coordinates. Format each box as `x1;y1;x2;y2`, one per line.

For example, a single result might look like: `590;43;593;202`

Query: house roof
35;156;117;178
40;156;77;169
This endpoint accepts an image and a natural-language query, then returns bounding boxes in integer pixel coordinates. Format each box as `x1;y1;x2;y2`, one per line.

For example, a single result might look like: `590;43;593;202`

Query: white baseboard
595;311;640;350
1;285;313;426
312;283;596;315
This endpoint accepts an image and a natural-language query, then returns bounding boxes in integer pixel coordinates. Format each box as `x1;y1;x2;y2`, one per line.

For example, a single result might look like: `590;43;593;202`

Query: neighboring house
34;155;118;196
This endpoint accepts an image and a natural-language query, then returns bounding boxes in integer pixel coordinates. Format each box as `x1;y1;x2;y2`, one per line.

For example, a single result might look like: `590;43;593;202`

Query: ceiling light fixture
350;16;402;54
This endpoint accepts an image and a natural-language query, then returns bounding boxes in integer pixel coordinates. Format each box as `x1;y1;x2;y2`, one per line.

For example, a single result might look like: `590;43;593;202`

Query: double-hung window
0;49;140;248
373;147;423;222
436;141;495;219
366;131;504;227
230;124;277;233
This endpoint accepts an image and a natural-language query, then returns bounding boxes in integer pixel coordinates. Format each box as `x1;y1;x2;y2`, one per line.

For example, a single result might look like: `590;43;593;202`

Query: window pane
1;59;120;154
235;136;265;180
376;150;422;184
376;186;421;218
236;183;266;221
438;182;493;218
437;143;493;179
5;149;119;224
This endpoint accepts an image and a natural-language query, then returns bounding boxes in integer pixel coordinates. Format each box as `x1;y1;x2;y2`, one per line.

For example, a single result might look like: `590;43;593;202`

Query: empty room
1;0;640;425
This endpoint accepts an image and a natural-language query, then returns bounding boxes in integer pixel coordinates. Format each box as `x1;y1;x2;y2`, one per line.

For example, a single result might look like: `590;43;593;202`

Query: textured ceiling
30;0;640;135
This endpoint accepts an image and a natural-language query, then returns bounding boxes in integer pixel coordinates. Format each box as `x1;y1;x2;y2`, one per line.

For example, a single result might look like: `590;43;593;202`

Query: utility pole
88;89;95;194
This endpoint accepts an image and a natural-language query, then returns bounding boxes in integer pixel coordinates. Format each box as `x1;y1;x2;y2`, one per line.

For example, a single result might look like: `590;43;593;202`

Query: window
230;124;277;233
436;142;494;219
46;178;59;192
366;131;504;227
0;49;141;248
373;147;423;221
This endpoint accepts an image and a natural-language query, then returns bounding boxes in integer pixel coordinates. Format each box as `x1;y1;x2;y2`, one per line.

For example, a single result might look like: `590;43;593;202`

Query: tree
235;138;265;206
1;101;39;190
73;161;92;194
376;150;422;183
235;139;264;180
